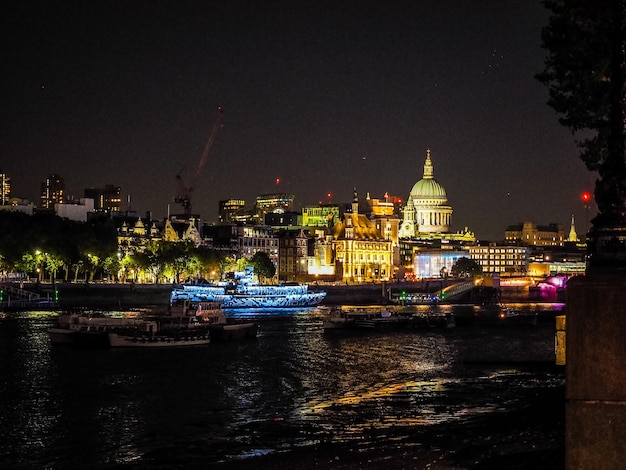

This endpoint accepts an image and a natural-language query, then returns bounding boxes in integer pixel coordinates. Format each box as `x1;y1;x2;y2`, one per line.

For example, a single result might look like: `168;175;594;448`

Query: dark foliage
250;251;276;280
0;211;117;269
537;0;626;226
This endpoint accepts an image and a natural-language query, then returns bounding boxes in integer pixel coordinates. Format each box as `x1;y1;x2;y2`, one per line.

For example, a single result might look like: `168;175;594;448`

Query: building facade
255;193;294;220
84;185;122;213
0;170;10;205
41;174;65;209
237;225;279;267
466;243;529;275
505;222;565;247
55;198;94;222
277;229;309;282
414;250;469;278
301;204;339;228
331;190;393;282
218;199;246;223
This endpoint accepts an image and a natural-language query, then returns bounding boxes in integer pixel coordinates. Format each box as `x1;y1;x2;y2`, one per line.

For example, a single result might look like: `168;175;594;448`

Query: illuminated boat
171;270;326;309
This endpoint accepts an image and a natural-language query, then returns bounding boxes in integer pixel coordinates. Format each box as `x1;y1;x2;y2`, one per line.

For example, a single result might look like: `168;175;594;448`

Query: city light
582;191;592;234
581;192;591;204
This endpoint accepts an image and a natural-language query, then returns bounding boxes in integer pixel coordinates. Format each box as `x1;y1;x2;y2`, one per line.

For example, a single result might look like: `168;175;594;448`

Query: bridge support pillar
566;273;626;469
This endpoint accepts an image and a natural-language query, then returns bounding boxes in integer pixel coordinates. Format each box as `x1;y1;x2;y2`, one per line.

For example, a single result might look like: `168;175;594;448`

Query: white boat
48;313;155;347
108;300;257;347
171;269;326;309
187;300;259;342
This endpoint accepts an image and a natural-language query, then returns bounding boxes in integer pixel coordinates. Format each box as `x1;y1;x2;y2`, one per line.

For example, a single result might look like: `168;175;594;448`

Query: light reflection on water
0;305;564;467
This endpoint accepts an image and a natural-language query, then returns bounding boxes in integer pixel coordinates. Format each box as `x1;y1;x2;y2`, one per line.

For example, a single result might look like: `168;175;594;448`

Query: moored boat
108;300;258;347
170;299;258;343
108;331;210;348
323;306;454;333
453;305;539;327
47;313;155;347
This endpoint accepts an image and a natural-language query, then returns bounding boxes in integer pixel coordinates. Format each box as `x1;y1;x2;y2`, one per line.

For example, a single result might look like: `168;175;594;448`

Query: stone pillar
566;273;626;469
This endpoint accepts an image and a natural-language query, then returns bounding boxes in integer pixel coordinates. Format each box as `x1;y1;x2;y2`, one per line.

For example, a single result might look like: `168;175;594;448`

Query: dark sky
3;0;596;240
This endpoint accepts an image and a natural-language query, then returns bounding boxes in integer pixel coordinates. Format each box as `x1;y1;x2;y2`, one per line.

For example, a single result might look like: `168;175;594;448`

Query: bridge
390;279;475;304
438;280;475;301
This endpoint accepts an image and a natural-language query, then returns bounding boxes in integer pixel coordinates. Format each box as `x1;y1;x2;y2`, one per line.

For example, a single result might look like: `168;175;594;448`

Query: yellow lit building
331;190;393;282
301;204;339;228
505;222;565;247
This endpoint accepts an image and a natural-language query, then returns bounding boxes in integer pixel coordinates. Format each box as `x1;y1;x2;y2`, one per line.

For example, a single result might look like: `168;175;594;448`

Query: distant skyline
3;1;596;240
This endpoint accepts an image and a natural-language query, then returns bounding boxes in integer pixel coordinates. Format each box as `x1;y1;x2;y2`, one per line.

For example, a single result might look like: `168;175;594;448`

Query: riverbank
1;280;544;310
57;282;172;309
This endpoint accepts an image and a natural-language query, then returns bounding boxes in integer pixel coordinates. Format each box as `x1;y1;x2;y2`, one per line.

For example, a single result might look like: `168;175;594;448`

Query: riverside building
330;190;393;282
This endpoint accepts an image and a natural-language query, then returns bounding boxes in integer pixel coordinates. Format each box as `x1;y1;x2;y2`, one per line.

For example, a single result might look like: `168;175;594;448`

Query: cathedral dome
408;149;447;201
399;149;453;239
410;178;447;199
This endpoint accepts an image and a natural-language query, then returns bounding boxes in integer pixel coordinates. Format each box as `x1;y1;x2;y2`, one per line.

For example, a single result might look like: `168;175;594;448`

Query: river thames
0;303;565;469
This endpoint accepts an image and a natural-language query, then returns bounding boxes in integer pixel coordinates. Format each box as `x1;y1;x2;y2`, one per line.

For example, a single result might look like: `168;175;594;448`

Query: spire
352;187;359;214
423;149;434;179
568;214;579;242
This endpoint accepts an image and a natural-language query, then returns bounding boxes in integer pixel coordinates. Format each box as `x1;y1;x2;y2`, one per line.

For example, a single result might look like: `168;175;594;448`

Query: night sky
3;1;596;240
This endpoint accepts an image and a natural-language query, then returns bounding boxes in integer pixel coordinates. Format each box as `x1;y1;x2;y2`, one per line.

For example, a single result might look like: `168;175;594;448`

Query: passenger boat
109;300;258;347
47;313;154;347
170;299;258;342
171;268;326;309
107;331;210;348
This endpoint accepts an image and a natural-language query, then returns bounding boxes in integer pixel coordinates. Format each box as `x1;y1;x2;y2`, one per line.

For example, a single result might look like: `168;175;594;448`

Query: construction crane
174;106;223;217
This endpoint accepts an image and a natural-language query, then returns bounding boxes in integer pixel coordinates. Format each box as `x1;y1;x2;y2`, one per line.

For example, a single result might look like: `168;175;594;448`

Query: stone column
566;273;626;469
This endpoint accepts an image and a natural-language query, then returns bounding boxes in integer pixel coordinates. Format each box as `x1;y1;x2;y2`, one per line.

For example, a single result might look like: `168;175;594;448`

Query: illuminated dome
409;149;447;200
410;178;447;200
399;149;453;238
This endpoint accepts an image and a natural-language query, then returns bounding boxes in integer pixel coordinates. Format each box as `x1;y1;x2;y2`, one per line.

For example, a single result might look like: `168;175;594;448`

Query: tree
44;252;64;286
537;0;626;236
102;255;121;282
250;251;276;282
451;257;483;278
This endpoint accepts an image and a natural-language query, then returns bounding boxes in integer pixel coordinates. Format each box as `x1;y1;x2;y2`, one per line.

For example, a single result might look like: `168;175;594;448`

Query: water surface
0;305;564;468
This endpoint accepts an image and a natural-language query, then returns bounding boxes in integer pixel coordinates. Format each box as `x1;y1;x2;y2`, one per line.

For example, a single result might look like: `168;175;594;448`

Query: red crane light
581;192;592;203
